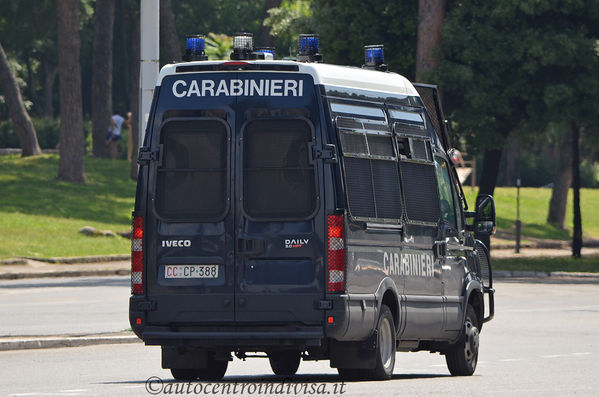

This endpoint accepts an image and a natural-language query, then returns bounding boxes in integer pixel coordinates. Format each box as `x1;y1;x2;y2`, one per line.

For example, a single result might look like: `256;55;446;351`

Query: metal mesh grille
367;135;394;157
394;122;428;137
243;119;316;219
337;117;363;130
411;139;430;161
156;120;228;221
371;160;402;219
339;131;368;155
400;162;440;223
414;86;442;137
343;157;376;218
476;241;491;287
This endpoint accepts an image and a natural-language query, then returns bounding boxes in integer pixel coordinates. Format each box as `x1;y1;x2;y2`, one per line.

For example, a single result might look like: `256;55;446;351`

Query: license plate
165;264;219;279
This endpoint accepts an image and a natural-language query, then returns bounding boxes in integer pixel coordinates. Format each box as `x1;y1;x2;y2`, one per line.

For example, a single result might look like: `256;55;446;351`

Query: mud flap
162;346;208;369
329;331;378;369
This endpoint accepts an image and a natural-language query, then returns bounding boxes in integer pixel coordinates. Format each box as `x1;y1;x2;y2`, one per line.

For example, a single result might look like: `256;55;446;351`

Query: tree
311;0;418;74
91;0;115;158
57;0;86;183
258;0;282;48
0;41;42;156
415;0;446;82
160;0;182;63
547;129;573;228
572;124;583;257
437;0;599;198
129;1;141;180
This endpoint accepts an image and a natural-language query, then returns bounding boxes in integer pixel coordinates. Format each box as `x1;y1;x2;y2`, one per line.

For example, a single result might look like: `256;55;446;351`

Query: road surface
1;279;598;396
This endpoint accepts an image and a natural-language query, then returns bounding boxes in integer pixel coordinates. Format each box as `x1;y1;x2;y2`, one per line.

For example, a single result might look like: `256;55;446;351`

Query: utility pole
139;0;159;147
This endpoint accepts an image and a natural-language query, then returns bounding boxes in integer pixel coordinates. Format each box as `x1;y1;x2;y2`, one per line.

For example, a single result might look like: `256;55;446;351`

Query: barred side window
336;116;402;222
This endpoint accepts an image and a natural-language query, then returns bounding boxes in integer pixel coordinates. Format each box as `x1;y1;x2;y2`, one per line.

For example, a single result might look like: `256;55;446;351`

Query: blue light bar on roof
365;45;384;66
184;34;208;61
364;45;387;71
297;34;322;63
299;34;319;55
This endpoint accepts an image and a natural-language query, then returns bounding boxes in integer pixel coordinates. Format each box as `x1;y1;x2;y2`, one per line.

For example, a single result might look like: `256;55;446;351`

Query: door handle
237;238;265;256
433;241;447;258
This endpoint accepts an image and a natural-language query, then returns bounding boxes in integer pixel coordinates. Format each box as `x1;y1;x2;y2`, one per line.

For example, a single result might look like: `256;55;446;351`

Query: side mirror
474;194;496;235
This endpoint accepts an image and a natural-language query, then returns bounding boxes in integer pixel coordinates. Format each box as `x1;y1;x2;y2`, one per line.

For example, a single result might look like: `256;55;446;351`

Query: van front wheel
445;304;479;376
268;350;301;376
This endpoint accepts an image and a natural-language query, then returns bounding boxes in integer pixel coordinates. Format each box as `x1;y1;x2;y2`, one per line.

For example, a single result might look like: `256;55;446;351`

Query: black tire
445;304;480;376
337;368;363;381
369;304;396;380
170;368;199;381
268;350;301;376
197;352;229;381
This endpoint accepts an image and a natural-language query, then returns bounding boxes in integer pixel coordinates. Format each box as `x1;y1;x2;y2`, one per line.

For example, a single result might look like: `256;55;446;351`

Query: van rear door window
242;118;316;220
155;119;229;221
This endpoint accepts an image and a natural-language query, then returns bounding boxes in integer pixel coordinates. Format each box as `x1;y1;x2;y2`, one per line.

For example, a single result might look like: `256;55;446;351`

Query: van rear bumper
141;326;324;349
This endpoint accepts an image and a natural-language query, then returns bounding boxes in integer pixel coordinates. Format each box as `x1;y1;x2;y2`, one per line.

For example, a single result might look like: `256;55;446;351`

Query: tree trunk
259;0;282;48
160;0;181;63
572;124;583;258
91;0;115;158
0;41;42;156
475;148;503;251
57;0;86;183
42;59;58;118
547;130;573;228
24;52;41;117
129;3;141;180
415;0;446;82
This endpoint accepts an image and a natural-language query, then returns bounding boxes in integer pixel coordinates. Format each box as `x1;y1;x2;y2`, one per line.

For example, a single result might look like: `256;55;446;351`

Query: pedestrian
450;148;465;168
106;111;130;159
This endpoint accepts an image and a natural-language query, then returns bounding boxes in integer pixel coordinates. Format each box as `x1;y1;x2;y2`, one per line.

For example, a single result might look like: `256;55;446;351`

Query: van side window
399;161;440;223
155;119;229;221
434;157;457;228
242;118;316;220
336;115;402;221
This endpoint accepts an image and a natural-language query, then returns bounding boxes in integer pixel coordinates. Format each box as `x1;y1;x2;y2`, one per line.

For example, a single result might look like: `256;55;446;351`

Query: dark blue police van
129;34;496;381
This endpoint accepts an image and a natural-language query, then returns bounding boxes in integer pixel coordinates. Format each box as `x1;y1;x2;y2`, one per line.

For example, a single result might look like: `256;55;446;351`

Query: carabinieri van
129;33;496;381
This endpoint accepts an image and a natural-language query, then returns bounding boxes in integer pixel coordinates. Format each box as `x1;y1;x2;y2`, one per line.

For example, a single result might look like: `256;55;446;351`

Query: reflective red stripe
327;214;345;293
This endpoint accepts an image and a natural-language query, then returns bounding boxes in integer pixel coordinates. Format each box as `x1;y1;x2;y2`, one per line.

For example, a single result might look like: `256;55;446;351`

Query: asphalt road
1;279;599;396
0;276;131;336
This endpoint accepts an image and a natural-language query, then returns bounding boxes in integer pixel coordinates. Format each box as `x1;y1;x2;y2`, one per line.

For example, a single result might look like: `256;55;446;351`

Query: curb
0;334;140;351
21;254;131;264
493;270;599;280
0;268;130;280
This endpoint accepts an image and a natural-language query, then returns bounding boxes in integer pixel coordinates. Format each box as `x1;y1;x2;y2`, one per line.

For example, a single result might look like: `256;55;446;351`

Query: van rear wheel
170;368;200;381
197;352;228;381
445;304;480;376
268;350;301;376
369;304;396;380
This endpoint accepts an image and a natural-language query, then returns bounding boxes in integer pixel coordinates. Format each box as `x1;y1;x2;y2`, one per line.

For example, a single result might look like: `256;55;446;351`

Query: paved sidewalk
0;259;130;280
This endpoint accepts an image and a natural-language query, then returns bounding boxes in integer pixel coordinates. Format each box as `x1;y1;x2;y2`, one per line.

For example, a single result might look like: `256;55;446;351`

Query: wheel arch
374;277;401;333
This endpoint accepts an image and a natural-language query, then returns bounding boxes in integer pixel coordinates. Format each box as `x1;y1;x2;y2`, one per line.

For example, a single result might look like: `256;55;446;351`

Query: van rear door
234;73;325;324
145;71;325;326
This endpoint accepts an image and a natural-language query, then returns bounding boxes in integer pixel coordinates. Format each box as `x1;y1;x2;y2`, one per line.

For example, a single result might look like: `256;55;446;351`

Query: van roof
157;60;419;98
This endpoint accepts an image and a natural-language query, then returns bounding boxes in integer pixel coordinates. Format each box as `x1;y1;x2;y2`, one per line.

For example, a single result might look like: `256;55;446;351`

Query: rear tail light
327;214;346;293
131;216;144;295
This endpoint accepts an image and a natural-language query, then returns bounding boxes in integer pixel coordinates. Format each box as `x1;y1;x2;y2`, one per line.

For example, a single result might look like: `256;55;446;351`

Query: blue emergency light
297;34;322;63
363;45;387;71
184;35;208;61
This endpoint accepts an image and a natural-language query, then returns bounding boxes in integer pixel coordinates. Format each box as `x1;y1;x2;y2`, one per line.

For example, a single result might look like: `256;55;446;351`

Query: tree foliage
311;0;418;76
436;0;599;154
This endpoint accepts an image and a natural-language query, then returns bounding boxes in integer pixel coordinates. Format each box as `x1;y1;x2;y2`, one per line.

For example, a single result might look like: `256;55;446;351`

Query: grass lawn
0;154;135;259
493;256;599;273
464;187;599;241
